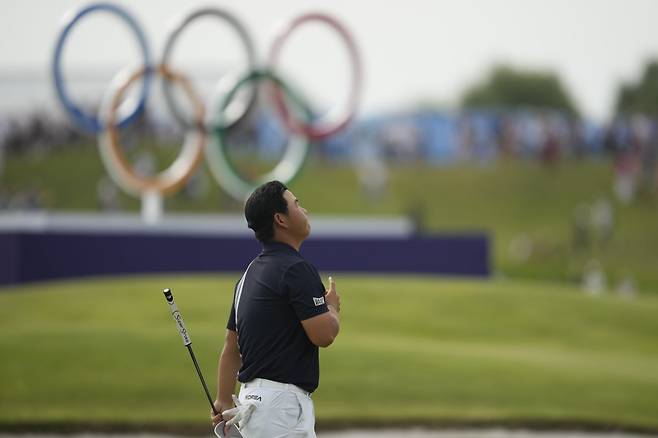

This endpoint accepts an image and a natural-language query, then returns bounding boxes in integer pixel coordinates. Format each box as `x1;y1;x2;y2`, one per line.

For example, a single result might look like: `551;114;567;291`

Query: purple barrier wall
0;231;489;286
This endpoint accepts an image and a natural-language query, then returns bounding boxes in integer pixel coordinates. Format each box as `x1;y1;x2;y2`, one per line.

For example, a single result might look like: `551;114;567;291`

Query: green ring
207;69;313;201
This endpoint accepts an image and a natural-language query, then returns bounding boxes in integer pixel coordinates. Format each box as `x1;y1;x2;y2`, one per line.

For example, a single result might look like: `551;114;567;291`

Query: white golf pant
237;378;316;438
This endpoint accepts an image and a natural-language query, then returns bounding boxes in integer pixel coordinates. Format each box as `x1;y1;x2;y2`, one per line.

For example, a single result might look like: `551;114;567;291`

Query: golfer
212;180;341;437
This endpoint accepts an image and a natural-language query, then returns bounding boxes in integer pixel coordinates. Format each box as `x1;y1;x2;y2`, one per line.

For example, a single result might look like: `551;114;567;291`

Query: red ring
267;12;363;140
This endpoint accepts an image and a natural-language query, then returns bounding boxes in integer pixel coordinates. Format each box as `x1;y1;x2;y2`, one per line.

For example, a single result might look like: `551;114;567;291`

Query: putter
162;288;244;438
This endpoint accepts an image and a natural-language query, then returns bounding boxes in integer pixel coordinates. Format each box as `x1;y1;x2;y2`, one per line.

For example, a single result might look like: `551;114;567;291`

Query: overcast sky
1;0;658;121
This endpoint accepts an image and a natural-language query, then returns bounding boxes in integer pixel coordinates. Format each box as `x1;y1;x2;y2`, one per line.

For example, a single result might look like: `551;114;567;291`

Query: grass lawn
1;274;657;430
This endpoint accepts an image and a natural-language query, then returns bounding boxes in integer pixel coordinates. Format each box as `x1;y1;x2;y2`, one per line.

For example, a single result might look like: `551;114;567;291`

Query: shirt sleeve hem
298;305;329;321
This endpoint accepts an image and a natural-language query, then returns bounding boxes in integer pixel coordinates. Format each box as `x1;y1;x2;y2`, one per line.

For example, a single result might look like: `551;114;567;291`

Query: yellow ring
98;64;206;197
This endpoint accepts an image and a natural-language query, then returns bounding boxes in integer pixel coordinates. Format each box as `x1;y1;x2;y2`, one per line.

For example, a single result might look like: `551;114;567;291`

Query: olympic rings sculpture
52;2;363;201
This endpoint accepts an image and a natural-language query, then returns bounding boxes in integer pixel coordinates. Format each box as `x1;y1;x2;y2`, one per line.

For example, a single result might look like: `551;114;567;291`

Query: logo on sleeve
313;296;325;306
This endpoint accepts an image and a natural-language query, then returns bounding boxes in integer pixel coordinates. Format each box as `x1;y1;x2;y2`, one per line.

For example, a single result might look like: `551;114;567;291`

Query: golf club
162;288;243;438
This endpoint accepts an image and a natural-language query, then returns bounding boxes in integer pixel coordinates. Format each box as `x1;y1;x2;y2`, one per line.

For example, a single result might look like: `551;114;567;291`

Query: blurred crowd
0;111;82;157
606;113;658;204
326;109;658;204
0;112;81;208
325;109;603;163
1;108;658;209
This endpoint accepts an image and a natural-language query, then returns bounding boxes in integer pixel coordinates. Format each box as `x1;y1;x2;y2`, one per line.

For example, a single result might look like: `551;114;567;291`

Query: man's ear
274;212;287;229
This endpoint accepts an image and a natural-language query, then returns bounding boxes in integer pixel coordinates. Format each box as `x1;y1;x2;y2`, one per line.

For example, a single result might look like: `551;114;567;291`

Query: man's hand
300;276;341;347
222;394;256;428
211;398;233;426
325;276;340;314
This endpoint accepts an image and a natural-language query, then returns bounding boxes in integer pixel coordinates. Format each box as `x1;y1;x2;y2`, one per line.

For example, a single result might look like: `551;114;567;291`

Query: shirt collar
262;240;300;255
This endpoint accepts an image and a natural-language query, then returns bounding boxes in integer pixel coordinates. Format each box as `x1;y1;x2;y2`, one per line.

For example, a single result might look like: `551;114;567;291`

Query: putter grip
163;288;192;346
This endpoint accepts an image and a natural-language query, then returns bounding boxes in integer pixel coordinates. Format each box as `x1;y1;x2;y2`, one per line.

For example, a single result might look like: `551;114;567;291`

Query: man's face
282;189;310;239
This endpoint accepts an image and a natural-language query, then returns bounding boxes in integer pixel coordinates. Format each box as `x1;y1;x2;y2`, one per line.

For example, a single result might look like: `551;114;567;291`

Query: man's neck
271;234;302;252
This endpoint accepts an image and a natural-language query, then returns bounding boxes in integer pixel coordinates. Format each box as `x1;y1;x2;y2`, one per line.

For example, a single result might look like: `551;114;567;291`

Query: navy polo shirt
226;241;329;393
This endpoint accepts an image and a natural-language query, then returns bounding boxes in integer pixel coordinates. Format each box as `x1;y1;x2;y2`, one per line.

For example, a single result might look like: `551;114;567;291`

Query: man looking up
212;180;341;438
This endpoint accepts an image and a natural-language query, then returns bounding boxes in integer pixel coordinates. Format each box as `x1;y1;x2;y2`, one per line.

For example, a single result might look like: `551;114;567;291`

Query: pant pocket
272;391;301;427
295;393;316;438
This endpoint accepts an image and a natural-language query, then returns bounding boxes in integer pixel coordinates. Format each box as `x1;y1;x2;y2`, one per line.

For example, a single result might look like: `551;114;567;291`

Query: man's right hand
301;276;341;347
325;276;340;313
211;399;233;426
222;394;256;428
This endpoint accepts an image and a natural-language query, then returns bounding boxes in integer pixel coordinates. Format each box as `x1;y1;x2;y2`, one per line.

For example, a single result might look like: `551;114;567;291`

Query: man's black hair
245;181;289;242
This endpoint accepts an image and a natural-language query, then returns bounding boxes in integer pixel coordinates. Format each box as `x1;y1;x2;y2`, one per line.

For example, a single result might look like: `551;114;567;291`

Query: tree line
460;61;658;116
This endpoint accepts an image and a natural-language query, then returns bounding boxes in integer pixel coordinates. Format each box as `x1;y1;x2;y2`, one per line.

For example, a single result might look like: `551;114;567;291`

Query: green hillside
1;275;657;430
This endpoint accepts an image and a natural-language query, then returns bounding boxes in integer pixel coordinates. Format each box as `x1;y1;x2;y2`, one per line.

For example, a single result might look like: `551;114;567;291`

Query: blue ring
52;3;152;134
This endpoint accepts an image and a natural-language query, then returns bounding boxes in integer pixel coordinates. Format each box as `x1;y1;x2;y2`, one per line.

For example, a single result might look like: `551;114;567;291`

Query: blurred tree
461;65;578;115
616;60;658;115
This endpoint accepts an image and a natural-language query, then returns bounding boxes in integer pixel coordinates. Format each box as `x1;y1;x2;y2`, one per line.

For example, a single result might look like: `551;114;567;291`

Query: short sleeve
284;261;328;321
226;281;238;331
226;301;236;331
